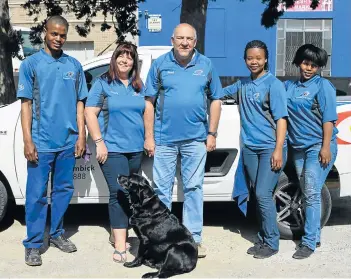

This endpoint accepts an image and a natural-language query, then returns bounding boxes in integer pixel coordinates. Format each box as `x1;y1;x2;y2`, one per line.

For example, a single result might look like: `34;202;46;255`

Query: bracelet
94;138;103;144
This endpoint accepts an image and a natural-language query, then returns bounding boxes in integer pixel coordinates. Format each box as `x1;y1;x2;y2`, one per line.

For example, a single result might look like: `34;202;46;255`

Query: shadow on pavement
0;202;25;232
0;201;260;246
3;196;351;250
326;196;351;226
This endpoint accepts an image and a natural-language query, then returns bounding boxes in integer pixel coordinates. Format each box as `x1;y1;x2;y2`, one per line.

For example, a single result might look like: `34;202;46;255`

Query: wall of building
8;1;138;60
138;0;351;77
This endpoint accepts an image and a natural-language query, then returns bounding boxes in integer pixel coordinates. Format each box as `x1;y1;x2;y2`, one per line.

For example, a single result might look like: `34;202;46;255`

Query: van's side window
84;65;109;91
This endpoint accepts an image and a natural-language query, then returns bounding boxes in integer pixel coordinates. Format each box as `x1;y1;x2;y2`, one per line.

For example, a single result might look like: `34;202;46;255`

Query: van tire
274;173;332;240
0;181;8;224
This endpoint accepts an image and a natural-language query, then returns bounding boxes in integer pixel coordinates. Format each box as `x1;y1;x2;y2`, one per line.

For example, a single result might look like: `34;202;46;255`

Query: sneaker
247;241;263;255
25;248;42;266
196;243;207;258
253;244;278;259
295;242;321;250
50;235;77;253
293;244;314;259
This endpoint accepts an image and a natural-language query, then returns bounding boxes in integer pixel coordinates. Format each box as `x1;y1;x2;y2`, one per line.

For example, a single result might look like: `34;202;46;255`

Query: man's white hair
171;23;197;40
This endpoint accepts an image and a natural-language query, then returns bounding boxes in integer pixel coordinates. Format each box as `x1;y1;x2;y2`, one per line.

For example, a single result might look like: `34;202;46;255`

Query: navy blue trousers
23;147;75;248
100;152;143;229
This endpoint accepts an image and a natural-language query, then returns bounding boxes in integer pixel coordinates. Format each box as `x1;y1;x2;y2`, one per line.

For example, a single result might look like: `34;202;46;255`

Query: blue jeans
292;141;337;250
243;146;287;251
100;152;143;229
23;147;75;248
153;140;207;243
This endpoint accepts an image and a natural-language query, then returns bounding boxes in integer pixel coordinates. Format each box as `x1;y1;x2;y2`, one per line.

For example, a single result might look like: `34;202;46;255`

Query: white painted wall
63;41;95;63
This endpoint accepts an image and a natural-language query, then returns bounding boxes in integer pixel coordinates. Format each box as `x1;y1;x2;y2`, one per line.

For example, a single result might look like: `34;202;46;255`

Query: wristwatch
208;131;218;138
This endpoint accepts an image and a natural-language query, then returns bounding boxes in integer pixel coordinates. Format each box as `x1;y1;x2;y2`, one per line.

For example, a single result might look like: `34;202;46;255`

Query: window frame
276;19;332;77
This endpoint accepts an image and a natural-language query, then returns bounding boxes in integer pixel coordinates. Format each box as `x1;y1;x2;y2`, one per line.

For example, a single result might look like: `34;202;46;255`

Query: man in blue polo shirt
17;15;88;266
144;23;223;258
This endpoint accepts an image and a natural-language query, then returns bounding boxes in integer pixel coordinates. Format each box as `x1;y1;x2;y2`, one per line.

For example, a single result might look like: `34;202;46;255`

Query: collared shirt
224;71;288;150
285;75;338;149
144;49;223;145
86;77;145;153
17;49;88;152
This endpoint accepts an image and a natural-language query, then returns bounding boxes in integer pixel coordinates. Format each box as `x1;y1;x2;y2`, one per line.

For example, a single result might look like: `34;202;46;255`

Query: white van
2;45;351;239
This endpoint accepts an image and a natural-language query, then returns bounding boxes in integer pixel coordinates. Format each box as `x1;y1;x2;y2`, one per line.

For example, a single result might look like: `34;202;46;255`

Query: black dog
118;174;198;278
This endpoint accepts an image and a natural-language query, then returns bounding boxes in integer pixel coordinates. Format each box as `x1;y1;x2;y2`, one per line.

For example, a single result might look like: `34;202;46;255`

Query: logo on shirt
167;71;175;75
297;91;311;99
18;84;24;91
193;69;204;76
132;92;140;96
110;90;119;95
253;92;260;101
63;71;76;80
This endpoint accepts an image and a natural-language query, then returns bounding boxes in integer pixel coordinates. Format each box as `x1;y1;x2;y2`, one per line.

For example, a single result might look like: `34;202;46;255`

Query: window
20;31;42;58
276;19;332;77
85;64;109;90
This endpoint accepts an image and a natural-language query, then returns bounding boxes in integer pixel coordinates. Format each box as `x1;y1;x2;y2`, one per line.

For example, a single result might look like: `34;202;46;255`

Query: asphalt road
1;197;351;278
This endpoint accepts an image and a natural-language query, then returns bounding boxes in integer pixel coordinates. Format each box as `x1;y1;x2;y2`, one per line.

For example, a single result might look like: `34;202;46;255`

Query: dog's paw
124;260;142;268
142;272;159;278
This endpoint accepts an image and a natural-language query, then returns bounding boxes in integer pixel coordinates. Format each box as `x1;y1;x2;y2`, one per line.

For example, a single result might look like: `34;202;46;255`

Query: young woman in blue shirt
85;42;145;263
285;44;338;259
224;40;288;259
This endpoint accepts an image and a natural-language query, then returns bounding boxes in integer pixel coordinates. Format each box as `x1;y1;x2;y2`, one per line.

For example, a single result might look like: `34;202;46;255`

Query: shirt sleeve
223;80;241;102
85;79;105;108
270;79;289;121
207;65;224;100
17;60;34;100
77;64;89;101
284;80;292;90
139;81;146;96
317;79;337;123
144;61;159;98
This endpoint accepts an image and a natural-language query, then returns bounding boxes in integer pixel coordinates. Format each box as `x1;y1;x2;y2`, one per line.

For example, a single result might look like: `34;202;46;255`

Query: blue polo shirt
285;75;338;149
17;49;88;152
144;49;223;145
223;72;288;150
86;77;145;153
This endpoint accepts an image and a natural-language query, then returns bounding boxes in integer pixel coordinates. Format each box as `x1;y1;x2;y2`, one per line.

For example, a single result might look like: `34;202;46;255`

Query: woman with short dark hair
286;44;338;259
84;42;145;263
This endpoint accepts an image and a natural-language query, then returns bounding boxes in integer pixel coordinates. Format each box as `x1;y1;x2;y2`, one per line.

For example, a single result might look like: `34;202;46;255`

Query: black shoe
295;242;321;250
247;242;263;255
253;244;278;259
25;248;42;266
50;235;77;253
293;244;314;259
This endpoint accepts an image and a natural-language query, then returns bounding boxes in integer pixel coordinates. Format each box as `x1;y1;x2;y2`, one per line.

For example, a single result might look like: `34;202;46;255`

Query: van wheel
274;173;332;240
0;181;8;224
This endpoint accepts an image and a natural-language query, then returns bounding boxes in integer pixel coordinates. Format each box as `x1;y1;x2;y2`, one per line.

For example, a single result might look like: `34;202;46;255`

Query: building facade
138;0;351;78
8;0;138;62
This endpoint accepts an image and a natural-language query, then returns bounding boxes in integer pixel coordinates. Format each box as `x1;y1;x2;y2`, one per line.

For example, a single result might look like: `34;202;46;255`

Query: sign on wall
147;14;162;32
279;0;333;12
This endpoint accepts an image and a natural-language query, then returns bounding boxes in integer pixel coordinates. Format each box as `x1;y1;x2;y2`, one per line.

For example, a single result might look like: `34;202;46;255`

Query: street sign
148;14;162;32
